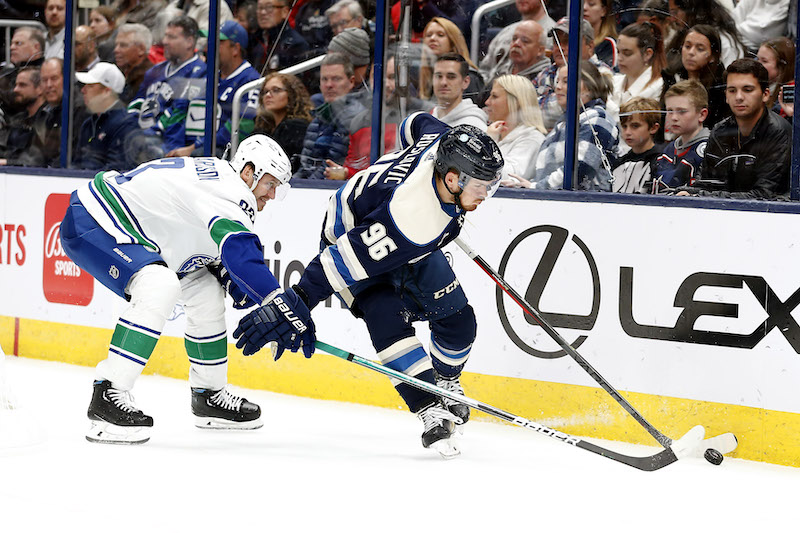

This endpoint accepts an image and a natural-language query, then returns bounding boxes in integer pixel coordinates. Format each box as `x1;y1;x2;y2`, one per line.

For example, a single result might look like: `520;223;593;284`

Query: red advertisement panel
43;194;93;305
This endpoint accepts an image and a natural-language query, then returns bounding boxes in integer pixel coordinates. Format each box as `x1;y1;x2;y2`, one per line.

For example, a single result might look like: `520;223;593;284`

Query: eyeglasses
331;18;353;31
257;3;286;13
263;86;286;96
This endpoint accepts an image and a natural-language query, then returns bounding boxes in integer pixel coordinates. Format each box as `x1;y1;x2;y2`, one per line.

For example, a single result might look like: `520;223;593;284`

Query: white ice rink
1;355;797;532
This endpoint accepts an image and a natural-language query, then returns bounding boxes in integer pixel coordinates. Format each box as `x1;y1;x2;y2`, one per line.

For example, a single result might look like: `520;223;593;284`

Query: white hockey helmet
230;134;292;192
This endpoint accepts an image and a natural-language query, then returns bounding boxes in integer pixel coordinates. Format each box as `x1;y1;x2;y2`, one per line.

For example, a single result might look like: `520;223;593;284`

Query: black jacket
695;108;791;199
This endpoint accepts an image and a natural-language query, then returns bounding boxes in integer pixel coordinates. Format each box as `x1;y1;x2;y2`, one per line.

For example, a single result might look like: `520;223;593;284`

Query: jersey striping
297;113;461;308
75;156;279;302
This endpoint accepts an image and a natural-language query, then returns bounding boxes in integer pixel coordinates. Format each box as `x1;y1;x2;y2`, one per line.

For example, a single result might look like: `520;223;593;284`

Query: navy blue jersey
652;130;709;191
296;113;459;309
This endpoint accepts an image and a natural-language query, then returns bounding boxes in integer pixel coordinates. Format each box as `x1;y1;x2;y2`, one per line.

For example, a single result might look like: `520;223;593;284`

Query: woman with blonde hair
418;17;484;104
484;75;547;187
253;73;313;172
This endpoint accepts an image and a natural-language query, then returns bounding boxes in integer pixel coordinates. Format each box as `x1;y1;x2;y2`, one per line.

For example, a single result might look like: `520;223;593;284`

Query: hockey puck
704;448;724;465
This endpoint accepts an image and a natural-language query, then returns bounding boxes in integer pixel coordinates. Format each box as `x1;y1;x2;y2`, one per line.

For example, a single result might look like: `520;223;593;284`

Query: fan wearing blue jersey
128;15;207;155
234;113;505;458
60;135;301;445
172;21;261;157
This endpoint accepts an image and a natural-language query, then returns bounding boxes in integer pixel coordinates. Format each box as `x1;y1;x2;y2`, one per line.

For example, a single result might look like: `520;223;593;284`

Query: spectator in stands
536;18;611;131
757;37;795;110
430;53;487;130
74;62;144;171
531;61;617;190
479;0;556;83
114;23;154;105
504;21;550;83
326;0;366;36
170;20;260;156
731;0;790;53
0;26;45;115
293;53;365;180
90;6;118;62
145;4;181;65
75;26;101;72
584;0;618;67
390;0;479;44
664;0;745;71
129;15;206;156
170;0;234;51
113;0;167;34
253;72;313;173
612;97;663;193
652;80;709;192
609;23;665;126
678;59;791;199
249;0;310;73
661;25;729;131
0;67;48;166
38;58;66;166
484;74;546;187
324;54;429;180
418;17;484;105
327;27;371;93
635;0;670;36
44;0;66;59
235;1;258;34
294;0;335;56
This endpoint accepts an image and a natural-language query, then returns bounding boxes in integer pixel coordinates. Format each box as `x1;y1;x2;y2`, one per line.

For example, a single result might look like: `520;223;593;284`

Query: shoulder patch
696;141;706;158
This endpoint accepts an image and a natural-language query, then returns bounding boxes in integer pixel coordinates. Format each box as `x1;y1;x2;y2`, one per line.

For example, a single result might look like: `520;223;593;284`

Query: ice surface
0;356;796;532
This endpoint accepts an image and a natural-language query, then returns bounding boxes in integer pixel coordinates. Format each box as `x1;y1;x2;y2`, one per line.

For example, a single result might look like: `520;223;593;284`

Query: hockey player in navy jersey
234;113;505;457
60;135;295;444
127;15;207;155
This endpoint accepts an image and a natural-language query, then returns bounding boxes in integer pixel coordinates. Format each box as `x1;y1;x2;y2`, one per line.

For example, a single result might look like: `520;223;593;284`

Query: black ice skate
191;387;263;430
86;379;153;445
436;373;470;427
417;401;462;459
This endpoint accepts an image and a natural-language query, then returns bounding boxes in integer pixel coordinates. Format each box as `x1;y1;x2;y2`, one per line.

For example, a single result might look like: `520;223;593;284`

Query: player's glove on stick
207;261;255;309
233;287;316;359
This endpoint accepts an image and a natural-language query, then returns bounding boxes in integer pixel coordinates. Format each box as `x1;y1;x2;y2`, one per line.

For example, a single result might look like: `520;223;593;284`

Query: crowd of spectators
0;0;796;200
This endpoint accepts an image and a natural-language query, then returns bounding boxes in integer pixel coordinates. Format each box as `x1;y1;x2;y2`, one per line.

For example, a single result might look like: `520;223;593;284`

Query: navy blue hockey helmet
434;125;504;192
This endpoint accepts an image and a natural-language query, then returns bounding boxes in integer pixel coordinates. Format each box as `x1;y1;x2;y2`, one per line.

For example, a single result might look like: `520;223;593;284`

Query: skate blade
430;437;461;459
86;420;150;445
193;415;264;430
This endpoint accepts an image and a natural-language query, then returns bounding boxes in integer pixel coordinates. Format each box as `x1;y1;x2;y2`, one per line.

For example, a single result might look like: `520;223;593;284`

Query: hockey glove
208;261;255;309
233;287;316;359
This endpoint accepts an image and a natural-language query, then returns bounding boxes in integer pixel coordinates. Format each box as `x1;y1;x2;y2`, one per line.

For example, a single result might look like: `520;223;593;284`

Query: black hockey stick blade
315;341;683;471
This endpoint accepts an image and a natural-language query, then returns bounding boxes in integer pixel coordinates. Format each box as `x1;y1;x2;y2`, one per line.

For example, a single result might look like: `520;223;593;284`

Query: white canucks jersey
76;157;257;275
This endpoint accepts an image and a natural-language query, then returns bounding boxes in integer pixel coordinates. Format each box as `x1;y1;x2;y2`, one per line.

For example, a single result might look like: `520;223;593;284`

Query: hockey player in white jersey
60;135;299;444
234;113;504;457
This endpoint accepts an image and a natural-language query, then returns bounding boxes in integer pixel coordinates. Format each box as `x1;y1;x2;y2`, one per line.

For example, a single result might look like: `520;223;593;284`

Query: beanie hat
327;27;370;67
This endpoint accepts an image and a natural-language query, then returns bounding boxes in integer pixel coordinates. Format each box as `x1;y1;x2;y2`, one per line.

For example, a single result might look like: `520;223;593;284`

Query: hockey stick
315;341;702;471
454;237;682;450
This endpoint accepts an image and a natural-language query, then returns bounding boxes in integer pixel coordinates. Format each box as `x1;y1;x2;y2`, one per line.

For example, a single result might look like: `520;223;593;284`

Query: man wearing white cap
74;62;144;171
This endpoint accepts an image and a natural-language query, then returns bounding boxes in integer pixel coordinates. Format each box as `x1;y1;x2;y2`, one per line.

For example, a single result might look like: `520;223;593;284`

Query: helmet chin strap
247;164;260;192
442;173;465;212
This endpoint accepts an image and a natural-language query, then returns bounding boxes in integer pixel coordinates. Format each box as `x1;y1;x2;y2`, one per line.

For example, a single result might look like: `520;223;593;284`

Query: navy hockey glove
233;287;316;359
208;261;255;310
